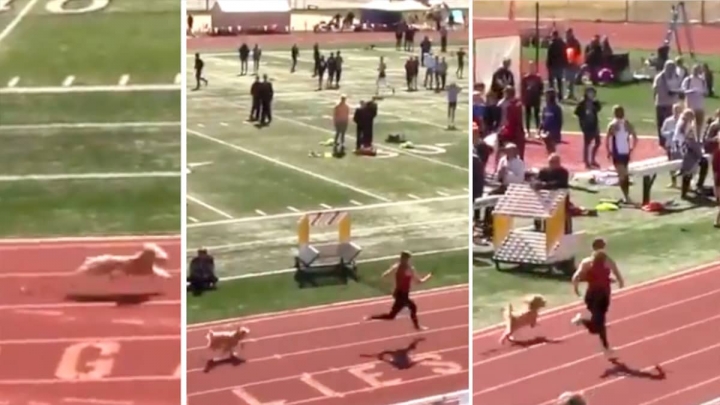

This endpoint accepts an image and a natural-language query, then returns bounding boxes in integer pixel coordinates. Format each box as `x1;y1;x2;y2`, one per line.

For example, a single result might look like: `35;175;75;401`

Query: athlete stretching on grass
365;251;431;331
570;238;625;359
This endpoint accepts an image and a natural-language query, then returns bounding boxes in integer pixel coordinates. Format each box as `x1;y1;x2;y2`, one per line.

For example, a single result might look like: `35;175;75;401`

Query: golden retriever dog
499;294;547;344
75;243;171;278
206;326;250;361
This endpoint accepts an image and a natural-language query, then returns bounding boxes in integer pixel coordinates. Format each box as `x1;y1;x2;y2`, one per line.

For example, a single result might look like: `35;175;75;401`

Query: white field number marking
410;145;447;155
0;0;109;14
55;341;119;380
46;0;109;13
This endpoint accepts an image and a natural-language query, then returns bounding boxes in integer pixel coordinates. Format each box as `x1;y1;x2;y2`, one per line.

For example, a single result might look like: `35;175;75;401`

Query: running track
187;285;469;405
474;260;720;405
0;236;181;405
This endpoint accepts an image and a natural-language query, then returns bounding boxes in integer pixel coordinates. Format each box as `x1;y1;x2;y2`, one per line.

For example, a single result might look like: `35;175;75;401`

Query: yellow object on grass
595;202;619;212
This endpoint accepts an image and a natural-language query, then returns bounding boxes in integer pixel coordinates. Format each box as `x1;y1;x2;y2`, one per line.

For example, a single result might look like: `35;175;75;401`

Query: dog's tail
502;303;512;321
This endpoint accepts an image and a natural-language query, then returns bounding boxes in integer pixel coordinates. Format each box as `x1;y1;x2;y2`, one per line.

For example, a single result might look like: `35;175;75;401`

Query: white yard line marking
0;0;40;44
436;191;450;196
215;246;467;281
186;195;233;219
0;172;180;182
189;129;391;202
407;194;420;200
12;309;63;317
349;200;363;206
111;319;146;326
188;216;199;223
62;76;75;87
118;74;130;86
0;121;179;131
198;216;465;252
63;398;134;405
187;161;214;168
200;72;467;172
174;73;181;84
187;194;465;228
254;209;267;216
7;76;19;87
319;203;332;209
0;84;180;94
286;206;300;212
220;122;228;126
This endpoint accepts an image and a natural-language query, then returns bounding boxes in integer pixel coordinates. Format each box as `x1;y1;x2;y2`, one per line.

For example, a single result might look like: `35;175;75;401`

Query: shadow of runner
359;337;425;370
64;292;162;306
600;360;666;380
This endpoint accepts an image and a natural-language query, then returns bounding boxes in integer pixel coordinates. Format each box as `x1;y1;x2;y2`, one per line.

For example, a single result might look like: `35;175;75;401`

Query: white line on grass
286;206;300;212
188;216;199;223
319;203;332;209
0;0;40;44
186;195;234;219
118;74;130;86
0;84;181;94
62;76;75;87
187;194;465;228
174;73;181;84
0;122;180;131
254;209;267;216
0;172;180;182
7;77;19;87
189;128;391;202
199;72;467;172
350;200;363;205
217;246;467;281
191;216;466;252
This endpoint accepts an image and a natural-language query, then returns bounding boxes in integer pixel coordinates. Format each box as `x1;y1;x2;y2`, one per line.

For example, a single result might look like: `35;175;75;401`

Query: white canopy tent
211;0;291;30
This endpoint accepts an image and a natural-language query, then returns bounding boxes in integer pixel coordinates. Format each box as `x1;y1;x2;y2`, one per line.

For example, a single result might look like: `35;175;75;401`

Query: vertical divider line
180;1;188;404
466;1;475;398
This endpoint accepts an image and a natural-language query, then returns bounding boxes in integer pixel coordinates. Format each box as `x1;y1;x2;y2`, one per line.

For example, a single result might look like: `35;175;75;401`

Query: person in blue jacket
539;89;564;154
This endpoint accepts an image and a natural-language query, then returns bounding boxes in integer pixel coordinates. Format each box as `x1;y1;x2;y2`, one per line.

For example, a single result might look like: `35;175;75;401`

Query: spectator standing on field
420;36;432;67
564;29;582;100
259;74;273;126
521;61;543;137
333;95;350;155
653;60;682;147
539;89;564;155
490;58;515;101
446;82;461;129
440;25;448;53
546;30;568;100
252;44;262;75
239;43;250;75
682;64;709;134
290;44;299;73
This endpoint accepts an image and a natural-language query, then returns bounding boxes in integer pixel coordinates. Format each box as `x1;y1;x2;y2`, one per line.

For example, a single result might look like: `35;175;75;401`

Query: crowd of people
472;28;720;230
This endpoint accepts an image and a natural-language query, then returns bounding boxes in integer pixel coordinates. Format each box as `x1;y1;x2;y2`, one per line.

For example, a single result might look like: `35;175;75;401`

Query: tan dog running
499;294;547;344
75;243;172;278
206;326;250;361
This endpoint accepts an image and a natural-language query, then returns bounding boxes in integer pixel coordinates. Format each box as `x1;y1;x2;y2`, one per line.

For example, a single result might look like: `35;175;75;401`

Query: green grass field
187;41;471;323
472;46;720;330
0;0;181;237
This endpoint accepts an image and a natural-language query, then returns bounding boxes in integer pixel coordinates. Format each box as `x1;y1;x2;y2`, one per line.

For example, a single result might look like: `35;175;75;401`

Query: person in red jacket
499;86;526;159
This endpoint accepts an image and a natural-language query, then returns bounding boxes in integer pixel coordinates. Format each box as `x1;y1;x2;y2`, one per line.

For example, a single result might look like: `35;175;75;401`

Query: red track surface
0;236;181;405
473;260;720;405
186;285;469;405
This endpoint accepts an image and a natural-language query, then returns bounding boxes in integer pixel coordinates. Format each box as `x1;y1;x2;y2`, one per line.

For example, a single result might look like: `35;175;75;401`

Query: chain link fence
473;0;720;24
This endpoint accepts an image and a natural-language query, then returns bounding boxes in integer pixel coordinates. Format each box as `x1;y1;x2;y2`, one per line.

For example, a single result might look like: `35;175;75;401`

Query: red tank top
395;265;413;293
586;258;612;291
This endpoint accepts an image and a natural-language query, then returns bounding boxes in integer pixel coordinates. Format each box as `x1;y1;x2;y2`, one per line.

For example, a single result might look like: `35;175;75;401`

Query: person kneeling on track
187;248;218;295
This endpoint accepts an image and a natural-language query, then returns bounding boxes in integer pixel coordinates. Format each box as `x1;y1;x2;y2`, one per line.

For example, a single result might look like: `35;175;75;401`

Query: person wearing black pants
259;74;273;126
521;62;543;136
365;251;432;330
354;101;366;151
574;87;602;168
570;238;625;360
290;44;299;73
248;76;261;122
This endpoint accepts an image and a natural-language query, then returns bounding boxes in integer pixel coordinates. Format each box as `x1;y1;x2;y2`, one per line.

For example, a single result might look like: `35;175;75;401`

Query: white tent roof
213;0;290;13
359;0;429;12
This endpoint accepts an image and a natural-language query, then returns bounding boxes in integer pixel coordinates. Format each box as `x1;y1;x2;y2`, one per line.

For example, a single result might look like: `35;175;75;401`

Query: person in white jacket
660;102;684;187
681;64;708;134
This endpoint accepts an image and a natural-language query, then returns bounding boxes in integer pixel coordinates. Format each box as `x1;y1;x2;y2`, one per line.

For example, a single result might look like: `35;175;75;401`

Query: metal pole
535;1;540;66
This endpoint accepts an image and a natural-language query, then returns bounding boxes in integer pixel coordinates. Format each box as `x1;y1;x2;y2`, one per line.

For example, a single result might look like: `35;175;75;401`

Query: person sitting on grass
187;248;218;295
